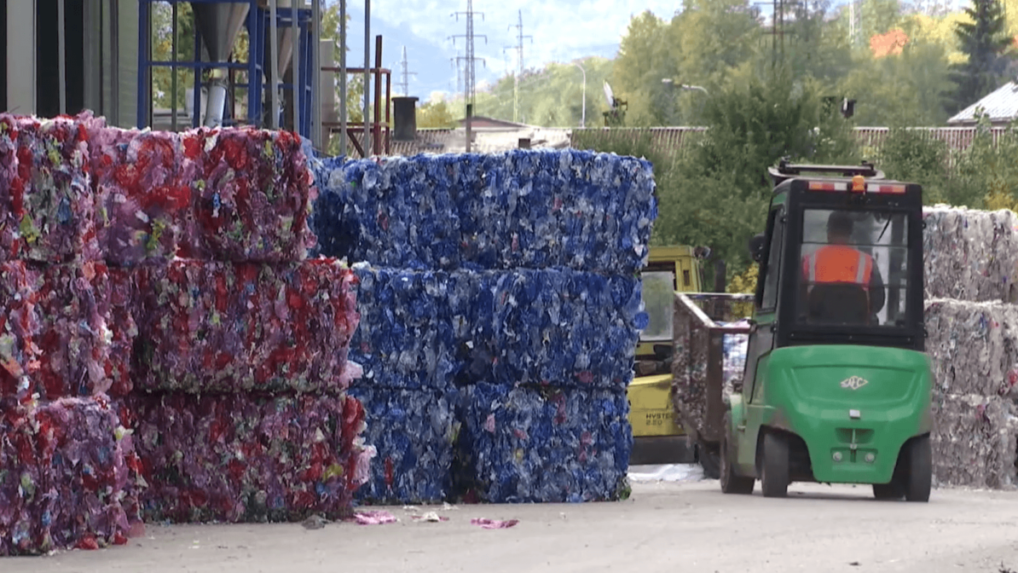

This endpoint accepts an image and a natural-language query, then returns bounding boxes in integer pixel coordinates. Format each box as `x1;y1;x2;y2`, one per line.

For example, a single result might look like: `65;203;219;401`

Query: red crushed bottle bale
180;127;318;262
88;126;193;267
119;392;372;524
0;112;100;264
0;260;113;402
131;258;361;395
0;395;140;556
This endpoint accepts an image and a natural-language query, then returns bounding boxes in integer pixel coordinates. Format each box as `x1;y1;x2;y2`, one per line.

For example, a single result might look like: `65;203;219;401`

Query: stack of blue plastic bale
311;150;656;504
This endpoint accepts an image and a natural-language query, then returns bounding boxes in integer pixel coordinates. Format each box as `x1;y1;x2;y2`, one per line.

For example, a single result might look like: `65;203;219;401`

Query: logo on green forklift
840;376;869;390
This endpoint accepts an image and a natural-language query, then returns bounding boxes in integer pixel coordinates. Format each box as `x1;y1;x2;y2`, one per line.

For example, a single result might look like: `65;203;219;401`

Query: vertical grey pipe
171;1;178;132
292;0;301;134
58;0;66;114
269;0;279;129
110;0;120;126
363;0;370;157
339;0;347;156
311;0;320;147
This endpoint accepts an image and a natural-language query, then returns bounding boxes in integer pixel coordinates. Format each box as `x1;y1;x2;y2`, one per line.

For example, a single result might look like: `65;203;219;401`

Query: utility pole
506;10;532;124
849;0;863;48
450;0;487;106
398;46;417;96
450;0;487;152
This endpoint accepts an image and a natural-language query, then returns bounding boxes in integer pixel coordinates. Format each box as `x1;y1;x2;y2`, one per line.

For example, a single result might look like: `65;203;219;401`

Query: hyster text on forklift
719;160;933;501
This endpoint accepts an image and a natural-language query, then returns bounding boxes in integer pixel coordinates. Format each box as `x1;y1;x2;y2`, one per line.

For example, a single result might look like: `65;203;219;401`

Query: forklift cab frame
746;165;925;360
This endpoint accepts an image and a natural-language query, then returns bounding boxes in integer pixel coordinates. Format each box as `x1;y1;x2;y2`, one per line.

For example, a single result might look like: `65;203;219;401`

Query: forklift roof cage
768;159;885;188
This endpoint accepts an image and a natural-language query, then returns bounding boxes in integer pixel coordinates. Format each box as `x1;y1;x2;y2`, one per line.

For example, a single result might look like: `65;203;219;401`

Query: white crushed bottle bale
922;205;1018;303
931;393;1018;490
924;299;1018;399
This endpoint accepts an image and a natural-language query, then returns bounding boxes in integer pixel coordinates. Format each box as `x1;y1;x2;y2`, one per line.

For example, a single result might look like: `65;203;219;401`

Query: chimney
393;96;419;141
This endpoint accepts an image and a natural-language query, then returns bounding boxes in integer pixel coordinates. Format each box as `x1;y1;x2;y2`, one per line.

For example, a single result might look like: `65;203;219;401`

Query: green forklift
719;160;933;501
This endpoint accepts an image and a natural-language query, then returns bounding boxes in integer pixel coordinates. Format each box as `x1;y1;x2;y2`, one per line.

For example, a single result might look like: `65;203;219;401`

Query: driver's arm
868;262;885;314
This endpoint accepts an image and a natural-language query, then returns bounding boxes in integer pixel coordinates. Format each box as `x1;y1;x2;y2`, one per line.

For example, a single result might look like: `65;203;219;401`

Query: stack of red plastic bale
94;124;371;524
0;112;141;556
0;112;370;555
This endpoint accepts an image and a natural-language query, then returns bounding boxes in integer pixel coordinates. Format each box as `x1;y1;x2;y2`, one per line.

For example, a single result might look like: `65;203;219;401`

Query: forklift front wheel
720;412;754;495
760;431;790;498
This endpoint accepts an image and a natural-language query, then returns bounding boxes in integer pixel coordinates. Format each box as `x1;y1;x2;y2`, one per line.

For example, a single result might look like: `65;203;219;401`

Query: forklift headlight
832;452;843;462
865;453;875;463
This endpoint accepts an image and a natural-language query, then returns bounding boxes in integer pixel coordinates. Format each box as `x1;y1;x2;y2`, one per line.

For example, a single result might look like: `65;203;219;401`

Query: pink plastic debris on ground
470;518;520;529
0;395;139;556
180;127;317;262
132;259;361;394
88;126;192;266
0;112;100;264
354;510;398;525
119;392;372;524
0;260;112;401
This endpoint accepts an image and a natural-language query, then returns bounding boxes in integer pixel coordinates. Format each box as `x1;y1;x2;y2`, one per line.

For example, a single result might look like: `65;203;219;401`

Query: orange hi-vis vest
802;245;873;287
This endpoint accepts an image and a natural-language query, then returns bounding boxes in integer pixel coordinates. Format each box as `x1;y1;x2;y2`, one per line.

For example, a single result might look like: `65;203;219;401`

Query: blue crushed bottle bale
349;265;647;391
488;269;646;389
348;265;482;390
311;149;657;274
456;382;632;503
347;386;458;505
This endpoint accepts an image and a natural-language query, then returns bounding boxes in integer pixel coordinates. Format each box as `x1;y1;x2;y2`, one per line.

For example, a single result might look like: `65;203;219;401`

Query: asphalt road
9;479;1018;573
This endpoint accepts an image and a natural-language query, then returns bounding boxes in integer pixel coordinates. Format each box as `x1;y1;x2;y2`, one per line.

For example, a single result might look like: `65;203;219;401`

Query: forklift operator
800;211;886;321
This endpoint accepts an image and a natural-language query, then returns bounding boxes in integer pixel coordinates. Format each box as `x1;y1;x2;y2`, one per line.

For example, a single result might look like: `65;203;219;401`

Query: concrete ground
10;479;1018;573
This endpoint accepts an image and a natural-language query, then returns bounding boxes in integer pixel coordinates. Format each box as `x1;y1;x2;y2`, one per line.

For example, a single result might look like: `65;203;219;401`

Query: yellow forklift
628;245;714;465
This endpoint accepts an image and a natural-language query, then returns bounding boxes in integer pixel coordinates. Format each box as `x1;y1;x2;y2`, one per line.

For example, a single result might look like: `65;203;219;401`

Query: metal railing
671;292;753;445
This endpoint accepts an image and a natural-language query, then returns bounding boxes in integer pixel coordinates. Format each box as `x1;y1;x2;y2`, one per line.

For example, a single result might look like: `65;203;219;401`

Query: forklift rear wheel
760;432;790;498
720;413;754;495
904;434;932;502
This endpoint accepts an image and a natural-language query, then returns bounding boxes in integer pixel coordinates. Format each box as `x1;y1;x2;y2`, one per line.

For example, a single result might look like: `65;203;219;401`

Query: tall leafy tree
947;0;1013;114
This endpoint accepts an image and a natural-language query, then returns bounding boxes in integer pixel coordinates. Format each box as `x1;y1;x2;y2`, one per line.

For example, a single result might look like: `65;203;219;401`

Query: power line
450;0;487;106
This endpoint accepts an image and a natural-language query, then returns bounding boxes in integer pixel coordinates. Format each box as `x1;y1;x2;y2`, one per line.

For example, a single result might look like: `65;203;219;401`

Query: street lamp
662;78;709;124
573;62;587;128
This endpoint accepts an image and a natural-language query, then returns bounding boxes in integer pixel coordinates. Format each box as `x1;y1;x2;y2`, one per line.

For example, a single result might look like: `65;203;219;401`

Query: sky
336;0;969;103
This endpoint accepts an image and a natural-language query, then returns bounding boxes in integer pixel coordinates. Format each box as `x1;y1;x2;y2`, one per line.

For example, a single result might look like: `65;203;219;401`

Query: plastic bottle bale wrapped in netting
923;205;1018;303
931;393;1018;490
924;299;1018;400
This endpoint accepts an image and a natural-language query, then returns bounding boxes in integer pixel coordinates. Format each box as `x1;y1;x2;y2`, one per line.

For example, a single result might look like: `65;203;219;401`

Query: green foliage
947;0;1013;114
417;100;458;129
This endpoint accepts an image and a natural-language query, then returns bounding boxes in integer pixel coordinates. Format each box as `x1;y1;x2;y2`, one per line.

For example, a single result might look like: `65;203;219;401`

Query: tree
947;0;1013;114
664;66;859;274
417;100;457;128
